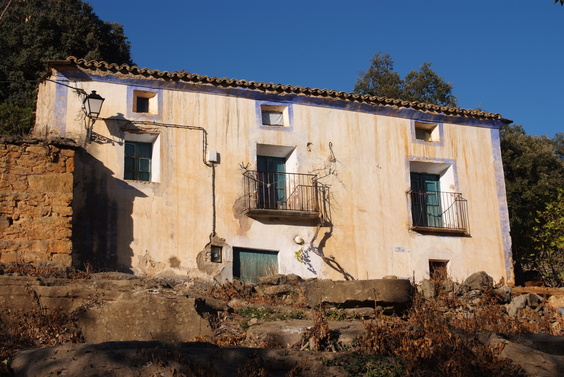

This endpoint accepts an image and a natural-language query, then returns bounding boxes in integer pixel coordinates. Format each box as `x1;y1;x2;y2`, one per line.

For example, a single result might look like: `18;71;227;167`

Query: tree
0;0;133;135
353;53;402;99
531;189;564;286
353;52;457;107
402;62;457;107
500;125;564;285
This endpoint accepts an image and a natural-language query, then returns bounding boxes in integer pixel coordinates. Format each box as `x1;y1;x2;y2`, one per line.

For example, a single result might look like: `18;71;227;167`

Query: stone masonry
0;137;77;266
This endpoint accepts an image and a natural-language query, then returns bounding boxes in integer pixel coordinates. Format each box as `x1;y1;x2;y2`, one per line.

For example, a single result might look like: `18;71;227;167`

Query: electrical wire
0;0;14;21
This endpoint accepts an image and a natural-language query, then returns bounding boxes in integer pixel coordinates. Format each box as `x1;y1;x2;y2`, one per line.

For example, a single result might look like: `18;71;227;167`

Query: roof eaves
60;57;511;123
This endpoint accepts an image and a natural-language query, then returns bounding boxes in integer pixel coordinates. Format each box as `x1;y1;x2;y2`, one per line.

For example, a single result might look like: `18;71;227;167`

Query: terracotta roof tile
60;57;510;123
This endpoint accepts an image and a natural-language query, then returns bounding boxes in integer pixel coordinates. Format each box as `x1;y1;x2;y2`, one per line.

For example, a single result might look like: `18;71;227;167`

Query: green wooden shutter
257;156;286;209
411;173;442;227
124;141;152;181
233;248;278;283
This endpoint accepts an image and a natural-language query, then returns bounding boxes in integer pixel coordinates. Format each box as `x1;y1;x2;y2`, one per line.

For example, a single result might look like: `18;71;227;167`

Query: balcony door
411;172;442;228
257;155;286;209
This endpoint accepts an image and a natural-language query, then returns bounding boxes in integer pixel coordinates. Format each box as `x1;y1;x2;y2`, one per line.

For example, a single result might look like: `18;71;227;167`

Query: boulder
516;333;564;356
258;273;304;286
507;294;529;318
76;293;213;342
507;293;544;318
245;319;366;348
254;284;297;297
302;279;412;310
493;285;512;304
10;342;346;377
463;271;494;291
480;333;564;377
0;275;215;343
419;279;436;299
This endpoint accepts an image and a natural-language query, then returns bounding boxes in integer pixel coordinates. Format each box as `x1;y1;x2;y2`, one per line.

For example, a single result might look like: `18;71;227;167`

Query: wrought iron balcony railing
243;170;321;218
409;190;469;234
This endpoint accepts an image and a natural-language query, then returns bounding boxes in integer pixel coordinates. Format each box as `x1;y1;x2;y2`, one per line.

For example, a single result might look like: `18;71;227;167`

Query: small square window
414;121;439;142
133;90;157;114
261;105;288;127
262;110;284;126
136;97;149;113
429;260;449;280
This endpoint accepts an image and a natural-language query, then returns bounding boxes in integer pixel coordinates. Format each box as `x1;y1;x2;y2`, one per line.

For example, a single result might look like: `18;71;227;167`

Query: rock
516;333;564;355
507;293;545;318
245;319;366;348
76;294;213;342
10;342;347;377
507;294;529;318
246;320;311;347
302;279;412;310
441;279;459;294
195;296;229;312
548;295;564;310
480;333;564;377
258;273;303;285
494;285;512;304
92;271;137;280
344;307;376;319
419;279;436;299
463;271;494;291
255;284;297;297
230;279;255;296
527;292;543;308
227;298;249;311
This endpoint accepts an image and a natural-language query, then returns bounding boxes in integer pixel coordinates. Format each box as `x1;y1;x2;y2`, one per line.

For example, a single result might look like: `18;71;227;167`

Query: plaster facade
33;58;513;284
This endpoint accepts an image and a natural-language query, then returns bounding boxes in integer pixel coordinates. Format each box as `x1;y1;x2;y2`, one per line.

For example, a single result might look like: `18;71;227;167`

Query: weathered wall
0;138;76;266
33;69;513;284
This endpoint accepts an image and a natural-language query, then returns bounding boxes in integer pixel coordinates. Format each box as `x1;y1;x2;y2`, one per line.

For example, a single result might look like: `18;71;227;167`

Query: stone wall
0;138;77;266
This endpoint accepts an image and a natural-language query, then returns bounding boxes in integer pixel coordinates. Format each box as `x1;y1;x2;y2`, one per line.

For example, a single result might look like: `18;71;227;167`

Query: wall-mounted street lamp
81;90;105;144
82;90;105;119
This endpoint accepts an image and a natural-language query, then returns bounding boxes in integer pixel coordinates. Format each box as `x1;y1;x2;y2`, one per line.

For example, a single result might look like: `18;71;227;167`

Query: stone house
32;57;513;284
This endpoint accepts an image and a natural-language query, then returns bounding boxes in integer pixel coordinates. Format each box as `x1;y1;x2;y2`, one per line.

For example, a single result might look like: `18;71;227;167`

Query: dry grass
358;294;525;376
0;287;86;377
0;261;91;279
352;275;563;377
1;269;562;377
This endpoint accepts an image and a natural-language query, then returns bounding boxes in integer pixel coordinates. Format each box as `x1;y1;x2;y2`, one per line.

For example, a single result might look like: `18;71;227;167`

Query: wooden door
257;156;286;209
410;173;442;227
233;248;278;283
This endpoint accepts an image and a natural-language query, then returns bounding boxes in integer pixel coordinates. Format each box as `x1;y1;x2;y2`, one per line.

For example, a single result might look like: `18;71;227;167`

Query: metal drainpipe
119;120;217;239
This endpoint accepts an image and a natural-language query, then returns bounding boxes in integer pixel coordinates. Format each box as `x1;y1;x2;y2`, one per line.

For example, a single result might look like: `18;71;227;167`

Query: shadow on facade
72;148;146;272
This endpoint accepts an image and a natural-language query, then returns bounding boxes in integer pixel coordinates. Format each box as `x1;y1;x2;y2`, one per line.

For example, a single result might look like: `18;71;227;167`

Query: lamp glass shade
83;91;105;118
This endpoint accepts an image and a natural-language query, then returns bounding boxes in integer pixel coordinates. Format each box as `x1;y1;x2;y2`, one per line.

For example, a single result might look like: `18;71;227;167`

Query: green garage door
233;248;278;283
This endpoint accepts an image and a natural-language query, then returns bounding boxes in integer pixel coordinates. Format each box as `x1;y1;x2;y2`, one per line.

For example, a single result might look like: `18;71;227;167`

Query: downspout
117;120;217;240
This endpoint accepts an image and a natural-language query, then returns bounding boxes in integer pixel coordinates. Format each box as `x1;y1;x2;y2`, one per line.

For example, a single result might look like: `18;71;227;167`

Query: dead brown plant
356;277;548;376
0;286;86;377
0;261;91;279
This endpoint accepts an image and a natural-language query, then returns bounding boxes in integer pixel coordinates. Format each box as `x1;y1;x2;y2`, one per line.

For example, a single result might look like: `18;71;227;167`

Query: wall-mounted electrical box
208;150;219;163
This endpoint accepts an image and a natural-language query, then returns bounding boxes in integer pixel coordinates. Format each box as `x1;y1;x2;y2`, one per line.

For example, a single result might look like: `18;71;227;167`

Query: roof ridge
64;57;509;122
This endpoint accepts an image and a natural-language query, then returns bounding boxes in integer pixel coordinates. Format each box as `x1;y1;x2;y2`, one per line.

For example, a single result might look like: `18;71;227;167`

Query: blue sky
88;0;564;137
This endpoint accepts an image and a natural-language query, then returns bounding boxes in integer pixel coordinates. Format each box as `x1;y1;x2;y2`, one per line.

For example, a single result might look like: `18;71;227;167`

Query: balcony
409;190;469;234
242;170;323;219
